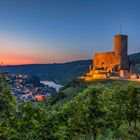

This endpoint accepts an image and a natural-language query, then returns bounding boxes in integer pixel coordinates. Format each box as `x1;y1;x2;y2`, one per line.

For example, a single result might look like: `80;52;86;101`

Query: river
40;81;63;92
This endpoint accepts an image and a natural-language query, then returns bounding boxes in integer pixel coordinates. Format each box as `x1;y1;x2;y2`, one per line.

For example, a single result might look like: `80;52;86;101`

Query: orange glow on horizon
0;36;91;65
0;56;90;66
0;56;36;65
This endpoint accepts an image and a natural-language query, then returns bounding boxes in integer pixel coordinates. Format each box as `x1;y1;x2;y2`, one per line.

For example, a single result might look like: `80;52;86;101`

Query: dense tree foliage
0;75;140;140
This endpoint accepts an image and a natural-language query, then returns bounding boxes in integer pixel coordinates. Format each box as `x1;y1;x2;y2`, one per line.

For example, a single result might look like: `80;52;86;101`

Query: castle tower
114;34;129;70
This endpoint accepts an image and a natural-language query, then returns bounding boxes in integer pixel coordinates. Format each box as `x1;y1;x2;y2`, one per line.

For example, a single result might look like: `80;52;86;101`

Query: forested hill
129;52;140;64
2;60;92;85
129;52;140;72
2;53;140;85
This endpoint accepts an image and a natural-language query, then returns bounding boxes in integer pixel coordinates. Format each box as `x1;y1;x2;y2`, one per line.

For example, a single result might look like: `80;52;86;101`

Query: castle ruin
86;34;131;79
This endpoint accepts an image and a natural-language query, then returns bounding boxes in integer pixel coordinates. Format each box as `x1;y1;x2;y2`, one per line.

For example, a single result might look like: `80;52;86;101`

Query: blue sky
0;0;140;64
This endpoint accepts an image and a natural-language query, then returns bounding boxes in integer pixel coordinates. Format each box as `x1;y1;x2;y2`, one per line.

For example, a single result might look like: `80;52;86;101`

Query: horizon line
1;59;92;66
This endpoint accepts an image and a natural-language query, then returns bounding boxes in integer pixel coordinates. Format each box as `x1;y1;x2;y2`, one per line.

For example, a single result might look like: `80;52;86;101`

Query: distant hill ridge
129;52;140;64
2;60;92;85
2;53;140;85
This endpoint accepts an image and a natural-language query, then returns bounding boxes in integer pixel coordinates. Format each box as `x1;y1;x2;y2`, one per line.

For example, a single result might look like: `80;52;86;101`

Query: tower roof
114;34;128;38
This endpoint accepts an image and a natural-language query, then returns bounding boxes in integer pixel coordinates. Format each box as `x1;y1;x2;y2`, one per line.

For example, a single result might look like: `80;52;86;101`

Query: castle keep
86;34;131;79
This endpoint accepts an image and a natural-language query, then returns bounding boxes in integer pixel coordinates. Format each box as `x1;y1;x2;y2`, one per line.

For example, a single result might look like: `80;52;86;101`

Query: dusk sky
0;0;140;65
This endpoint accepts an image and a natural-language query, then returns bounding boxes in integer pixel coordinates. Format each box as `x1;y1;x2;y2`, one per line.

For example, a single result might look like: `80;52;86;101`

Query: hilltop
48;78;140;139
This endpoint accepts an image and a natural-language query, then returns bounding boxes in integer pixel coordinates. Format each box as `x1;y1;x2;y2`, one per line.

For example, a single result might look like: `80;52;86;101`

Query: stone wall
93;34;129;71
93;52;116;71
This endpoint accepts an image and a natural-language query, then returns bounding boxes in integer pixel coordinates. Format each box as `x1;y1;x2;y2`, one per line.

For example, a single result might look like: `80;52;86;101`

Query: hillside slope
2;52;140;85
3;60;92;85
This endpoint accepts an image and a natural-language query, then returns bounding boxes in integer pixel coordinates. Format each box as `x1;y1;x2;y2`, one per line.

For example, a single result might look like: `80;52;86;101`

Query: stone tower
114;34;128;70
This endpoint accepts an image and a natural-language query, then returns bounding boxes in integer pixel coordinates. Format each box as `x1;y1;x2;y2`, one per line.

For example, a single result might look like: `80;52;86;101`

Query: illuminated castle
85;34;131;79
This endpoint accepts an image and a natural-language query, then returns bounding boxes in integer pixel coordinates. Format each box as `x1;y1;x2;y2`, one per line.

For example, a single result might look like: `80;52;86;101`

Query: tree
0;73;18;139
